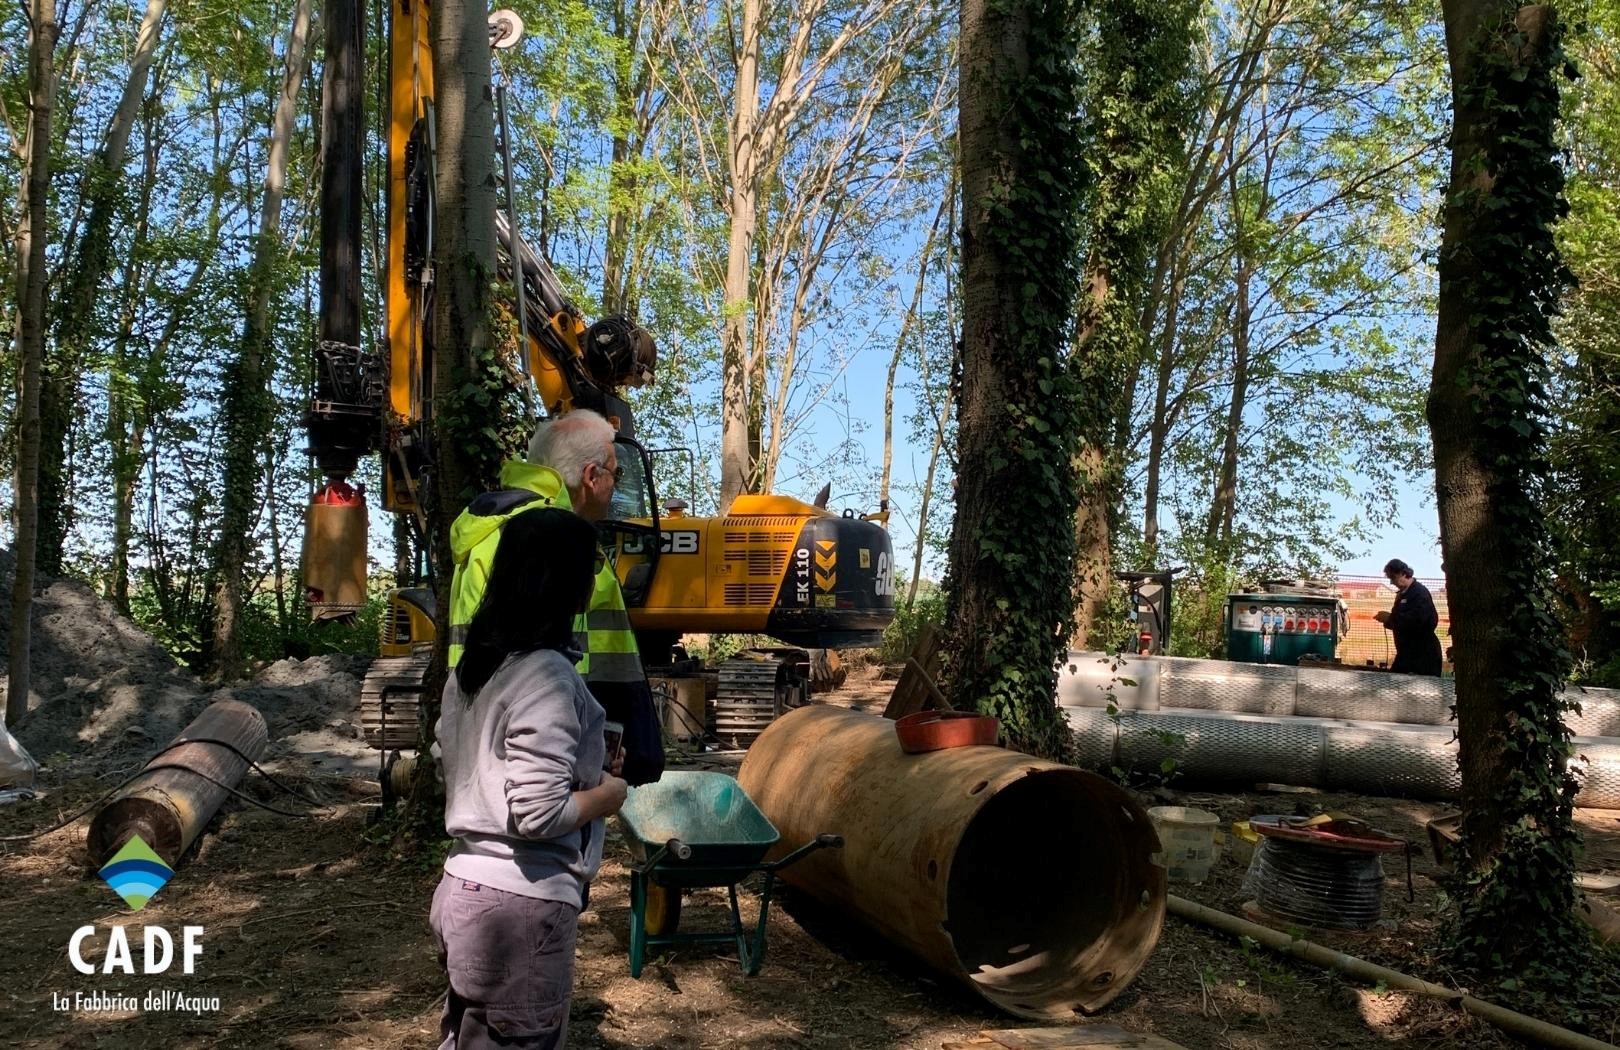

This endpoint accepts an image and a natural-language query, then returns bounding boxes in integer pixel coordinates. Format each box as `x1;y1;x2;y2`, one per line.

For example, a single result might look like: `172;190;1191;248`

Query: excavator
298;0;897;753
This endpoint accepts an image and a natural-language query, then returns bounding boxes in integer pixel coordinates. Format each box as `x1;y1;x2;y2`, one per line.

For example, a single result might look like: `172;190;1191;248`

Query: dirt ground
2;652;1618;1048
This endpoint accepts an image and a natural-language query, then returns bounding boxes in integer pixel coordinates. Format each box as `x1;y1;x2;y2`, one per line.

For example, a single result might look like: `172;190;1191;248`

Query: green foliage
686;634;776;666
1549;6;1620;678
879;586;947;664
128;576;388;669
434;291;535;504
1441;7;1604;1019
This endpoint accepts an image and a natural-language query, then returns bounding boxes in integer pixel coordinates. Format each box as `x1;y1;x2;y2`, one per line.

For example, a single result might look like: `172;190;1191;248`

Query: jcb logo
875;552;895;598
624;530;700;555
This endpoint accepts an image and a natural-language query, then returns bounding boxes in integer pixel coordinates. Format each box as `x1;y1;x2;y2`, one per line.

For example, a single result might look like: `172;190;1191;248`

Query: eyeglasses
597;461;623;484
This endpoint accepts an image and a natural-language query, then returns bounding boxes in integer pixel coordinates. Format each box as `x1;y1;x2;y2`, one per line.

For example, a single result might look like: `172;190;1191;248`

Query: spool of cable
1242;838;1385;930
1240;814;1409;931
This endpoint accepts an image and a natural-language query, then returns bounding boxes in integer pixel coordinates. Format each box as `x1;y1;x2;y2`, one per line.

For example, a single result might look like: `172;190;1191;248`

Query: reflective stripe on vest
575;558;643;683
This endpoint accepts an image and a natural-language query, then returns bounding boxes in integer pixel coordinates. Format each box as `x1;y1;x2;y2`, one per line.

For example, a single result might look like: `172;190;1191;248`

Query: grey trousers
429;874;580;1049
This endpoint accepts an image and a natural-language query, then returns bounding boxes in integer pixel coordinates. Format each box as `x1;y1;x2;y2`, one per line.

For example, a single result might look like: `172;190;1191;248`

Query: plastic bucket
1148;806;1220;884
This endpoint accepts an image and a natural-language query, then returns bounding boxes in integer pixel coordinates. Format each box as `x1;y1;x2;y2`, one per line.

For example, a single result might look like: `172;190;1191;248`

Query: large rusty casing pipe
737;706;1166;1019
88;699;269;868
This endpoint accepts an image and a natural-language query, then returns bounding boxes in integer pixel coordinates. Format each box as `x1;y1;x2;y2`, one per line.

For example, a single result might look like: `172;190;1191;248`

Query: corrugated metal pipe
737;705;1165;1019
1060;654;1620;808
1169;895;1620;1050
88;699;268;867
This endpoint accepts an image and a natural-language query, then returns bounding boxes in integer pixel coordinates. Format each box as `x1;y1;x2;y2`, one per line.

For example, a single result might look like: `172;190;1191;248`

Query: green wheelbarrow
617;770;842;977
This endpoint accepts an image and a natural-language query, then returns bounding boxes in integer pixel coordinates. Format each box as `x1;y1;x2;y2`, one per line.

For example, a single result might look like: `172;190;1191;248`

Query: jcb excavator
298;0;896;751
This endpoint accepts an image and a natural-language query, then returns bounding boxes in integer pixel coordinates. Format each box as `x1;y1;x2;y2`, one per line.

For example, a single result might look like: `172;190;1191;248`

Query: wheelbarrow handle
637;837;692;872
768;831;844;873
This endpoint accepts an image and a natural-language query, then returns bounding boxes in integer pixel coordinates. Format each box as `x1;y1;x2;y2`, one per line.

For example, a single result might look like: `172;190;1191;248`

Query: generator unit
1225;582;1347;666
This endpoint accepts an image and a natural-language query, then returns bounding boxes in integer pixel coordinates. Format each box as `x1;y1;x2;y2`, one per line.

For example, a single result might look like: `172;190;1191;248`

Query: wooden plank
950;1025;1188;1050
883;624;946;719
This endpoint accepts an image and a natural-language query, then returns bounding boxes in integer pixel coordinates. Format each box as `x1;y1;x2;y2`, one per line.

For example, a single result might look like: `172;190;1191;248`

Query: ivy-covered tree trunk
945;0;1087;758
7;0;57;725
1431;0;1587;993
203;0;311;678
1069;0;1199;646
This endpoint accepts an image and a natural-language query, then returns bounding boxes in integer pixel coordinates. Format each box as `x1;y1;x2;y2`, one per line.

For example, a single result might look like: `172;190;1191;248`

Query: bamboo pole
1168;895;1619;1050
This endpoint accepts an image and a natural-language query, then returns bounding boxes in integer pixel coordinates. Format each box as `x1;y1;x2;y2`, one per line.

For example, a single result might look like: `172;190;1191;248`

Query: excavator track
713;649;808;749
359;649;432;751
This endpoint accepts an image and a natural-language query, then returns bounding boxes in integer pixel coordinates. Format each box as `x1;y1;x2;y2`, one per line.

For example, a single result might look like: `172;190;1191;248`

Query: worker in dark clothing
1374;559;1443;676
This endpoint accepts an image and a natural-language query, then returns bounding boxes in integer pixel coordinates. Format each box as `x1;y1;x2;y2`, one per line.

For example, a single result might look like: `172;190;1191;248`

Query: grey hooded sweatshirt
435;648;607;908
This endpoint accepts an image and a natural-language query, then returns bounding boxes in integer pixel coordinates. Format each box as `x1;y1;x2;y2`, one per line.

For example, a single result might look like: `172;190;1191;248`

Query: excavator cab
600;433;661;608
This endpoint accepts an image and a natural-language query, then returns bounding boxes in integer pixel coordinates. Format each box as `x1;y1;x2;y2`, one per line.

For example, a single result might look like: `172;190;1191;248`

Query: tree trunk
8;0;57;724
1140;268;1183;555
881;190;950;509
106;114;159;613
718;0;762;512
908;386;954;608
601;0;636;315
1432;0;1583;979
203;0;311;679
1206;253;1252;553
417;0;499;815
38;0;169;577
946;0;1085;757
1069;0;1198;643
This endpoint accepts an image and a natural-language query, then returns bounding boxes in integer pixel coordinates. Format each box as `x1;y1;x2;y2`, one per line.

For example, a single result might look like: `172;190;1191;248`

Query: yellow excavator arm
302;0;897;716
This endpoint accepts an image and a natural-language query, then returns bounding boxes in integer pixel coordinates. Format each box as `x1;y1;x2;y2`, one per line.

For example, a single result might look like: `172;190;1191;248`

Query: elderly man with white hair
445;408;665;785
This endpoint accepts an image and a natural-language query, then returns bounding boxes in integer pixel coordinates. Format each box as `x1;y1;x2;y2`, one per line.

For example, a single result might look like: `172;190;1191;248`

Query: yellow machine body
315;0;894;666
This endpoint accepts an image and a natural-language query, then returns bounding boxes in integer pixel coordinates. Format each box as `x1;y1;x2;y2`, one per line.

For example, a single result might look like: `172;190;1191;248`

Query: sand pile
0;549;371;771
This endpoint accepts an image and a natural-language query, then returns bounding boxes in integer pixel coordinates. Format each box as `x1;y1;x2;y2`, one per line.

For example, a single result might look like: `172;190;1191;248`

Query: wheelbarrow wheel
644;883;682;936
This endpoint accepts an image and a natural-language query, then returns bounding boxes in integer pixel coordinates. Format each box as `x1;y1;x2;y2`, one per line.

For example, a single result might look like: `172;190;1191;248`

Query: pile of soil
0;548;368;770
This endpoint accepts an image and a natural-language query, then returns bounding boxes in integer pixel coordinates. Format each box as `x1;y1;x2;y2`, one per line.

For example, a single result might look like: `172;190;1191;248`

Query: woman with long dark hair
429;507;628;1049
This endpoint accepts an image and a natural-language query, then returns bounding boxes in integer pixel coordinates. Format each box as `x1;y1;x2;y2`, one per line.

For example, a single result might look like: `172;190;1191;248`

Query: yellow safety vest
445;460;644;684
576;563;644;682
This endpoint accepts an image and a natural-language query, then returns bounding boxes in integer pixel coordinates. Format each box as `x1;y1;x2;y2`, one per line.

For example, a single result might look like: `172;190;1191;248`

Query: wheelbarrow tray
618;770;780;875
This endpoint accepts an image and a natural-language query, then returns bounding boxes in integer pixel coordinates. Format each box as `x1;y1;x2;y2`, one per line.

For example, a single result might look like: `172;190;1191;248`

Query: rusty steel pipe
737;706;1165;1019
88;699;268;868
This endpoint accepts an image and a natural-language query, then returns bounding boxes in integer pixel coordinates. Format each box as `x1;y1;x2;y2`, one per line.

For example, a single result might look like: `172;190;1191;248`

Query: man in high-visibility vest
447;409;665;784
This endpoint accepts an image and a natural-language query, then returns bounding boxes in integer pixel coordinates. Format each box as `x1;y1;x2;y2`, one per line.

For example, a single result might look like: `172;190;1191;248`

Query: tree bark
8;0;58;724
1432;0;1583;976
946;0;1086;757
1206;250;1252;553
882;190;951;509
718;0;762;511
417;0;499;814
203;0;311;678
38;0;169;576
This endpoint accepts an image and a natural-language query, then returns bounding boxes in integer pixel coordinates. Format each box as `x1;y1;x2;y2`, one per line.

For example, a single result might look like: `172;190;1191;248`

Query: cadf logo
98;835;173;911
